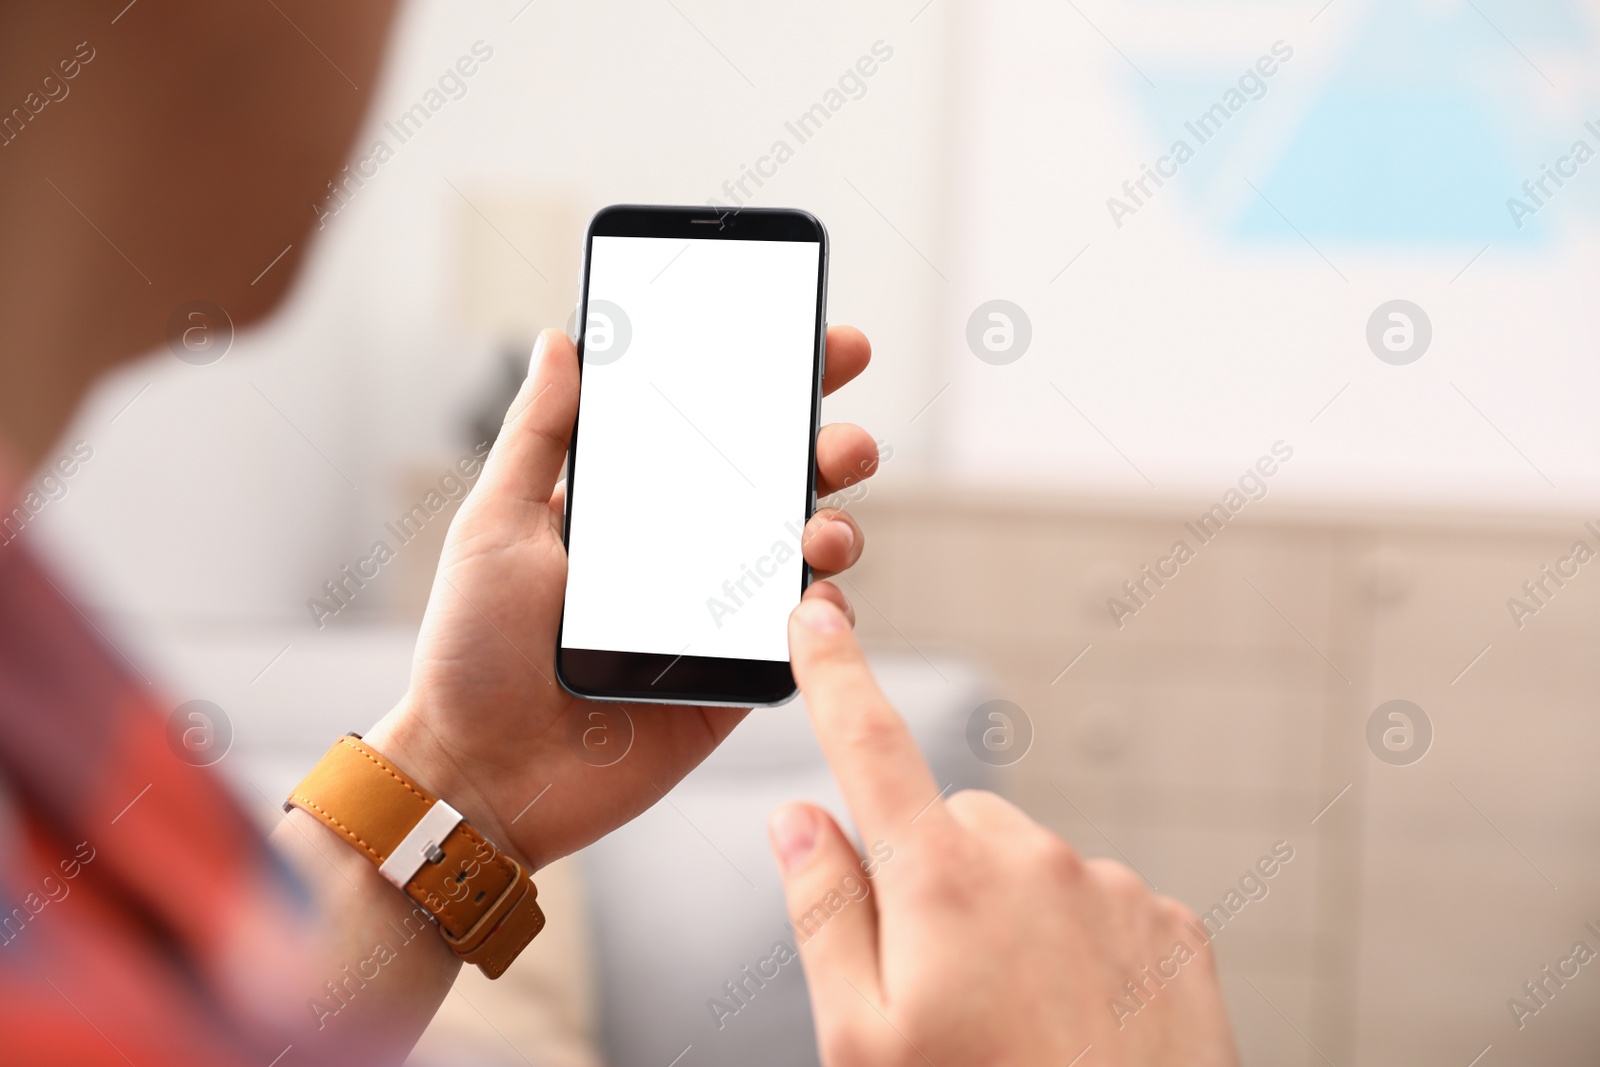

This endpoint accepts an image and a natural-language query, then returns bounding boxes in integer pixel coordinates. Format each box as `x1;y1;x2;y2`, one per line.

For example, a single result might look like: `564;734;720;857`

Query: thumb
769;803;882;1015
473;328;580;512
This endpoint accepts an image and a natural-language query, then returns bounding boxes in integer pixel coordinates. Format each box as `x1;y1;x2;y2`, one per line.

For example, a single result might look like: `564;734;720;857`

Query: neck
0;219;153;467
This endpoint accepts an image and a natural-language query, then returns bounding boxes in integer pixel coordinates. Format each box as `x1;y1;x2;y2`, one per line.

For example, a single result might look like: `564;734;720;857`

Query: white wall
31;0;1600;633
941;0;1600;509
33;0;957;625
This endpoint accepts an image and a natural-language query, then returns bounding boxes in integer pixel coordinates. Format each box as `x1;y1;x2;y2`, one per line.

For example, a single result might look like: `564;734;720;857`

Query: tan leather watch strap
285;735;544;980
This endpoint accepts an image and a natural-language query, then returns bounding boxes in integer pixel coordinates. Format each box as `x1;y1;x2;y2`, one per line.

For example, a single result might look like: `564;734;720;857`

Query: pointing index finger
788;598;948;846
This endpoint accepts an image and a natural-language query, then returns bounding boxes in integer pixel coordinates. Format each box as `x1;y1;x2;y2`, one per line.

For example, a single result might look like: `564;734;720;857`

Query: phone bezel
555;204;829;708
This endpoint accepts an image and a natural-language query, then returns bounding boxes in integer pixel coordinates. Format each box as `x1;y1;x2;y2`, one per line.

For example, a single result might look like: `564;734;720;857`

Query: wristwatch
285;734;545;979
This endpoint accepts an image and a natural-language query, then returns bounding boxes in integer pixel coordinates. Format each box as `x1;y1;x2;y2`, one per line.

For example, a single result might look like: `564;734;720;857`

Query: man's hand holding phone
773;597;1242;1067
294;310;1240;1063
360;325;877;873
338;288;1238;1065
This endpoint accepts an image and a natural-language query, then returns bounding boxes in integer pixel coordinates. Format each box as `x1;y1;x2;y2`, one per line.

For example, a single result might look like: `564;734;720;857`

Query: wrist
361;698;523;872
284;731;549;981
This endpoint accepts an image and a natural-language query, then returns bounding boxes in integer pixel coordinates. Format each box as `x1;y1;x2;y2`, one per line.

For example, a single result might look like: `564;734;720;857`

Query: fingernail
793;597;846;633
770;805;817;873
527;331;548;376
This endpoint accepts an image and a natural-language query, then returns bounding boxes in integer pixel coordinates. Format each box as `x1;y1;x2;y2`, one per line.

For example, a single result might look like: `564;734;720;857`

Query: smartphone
556;205;828;707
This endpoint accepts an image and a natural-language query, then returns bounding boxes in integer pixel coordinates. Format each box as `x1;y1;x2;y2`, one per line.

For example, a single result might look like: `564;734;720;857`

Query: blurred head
0;0;397;463
37;472;68;502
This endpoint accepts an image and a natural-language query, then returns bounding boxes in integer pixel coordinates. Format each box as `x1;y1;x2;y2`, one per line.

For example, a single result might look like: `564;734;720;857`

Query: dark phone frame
555;204;829;707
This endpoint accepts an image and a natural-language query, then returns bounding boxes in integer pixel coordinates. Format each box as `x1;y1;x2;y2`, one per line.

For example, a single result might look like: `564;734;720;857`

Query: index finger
788;597;949;846
821;325;870;397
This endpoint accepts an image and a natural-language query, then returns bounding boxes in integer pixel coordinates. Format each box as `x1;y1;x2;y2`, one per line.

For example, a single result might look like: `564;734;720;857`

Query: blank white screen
561;235;821;663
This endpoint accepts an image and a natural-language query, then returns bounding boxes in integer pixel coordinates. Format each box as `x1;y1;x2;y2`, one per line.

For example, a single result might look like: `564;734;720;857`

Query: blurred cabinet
843;489;1600;1067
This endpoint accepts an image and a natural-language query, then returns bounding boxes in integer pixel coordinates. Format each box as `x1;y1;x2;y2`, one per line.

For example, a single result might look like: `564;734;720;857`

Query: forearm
262;703;543;1063
269;806;462;1064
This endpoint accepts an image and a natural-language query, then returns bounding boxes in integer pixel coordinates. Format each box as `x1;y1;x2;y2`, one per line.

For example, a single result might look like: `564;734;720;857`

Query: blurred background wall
23;0;1600;1064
